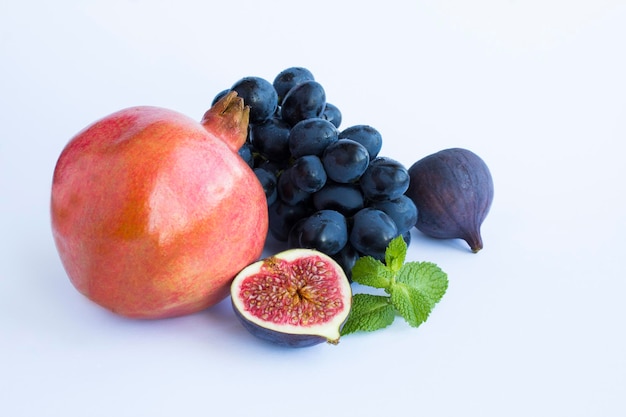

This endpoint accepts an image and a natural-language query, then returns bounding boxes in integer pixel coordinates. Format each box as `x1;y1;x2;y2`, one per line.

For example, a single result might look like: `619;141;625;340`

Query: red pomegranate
51;92;268;319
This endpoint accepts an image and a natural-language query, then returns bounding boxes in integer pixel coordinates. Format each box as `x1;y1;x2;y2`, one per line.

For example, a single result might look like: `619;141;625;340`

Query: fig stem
465;232;483;253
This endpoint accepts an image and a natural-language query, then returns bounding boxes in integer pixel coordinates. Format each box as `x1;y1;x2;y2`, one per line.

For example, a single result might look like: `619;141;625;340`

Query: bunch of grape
213;67;417;278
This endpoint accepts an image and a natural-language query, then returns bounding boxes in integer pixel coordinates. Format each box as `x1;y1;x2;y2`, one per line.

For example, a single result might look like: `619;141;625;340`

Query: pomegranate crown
201;91;250;152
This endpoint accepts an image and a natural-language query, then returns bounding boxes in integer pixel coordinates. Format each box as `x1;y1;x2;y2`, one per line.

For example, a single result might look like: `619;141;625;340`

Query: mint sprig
341;236;448;335
339;294;395;335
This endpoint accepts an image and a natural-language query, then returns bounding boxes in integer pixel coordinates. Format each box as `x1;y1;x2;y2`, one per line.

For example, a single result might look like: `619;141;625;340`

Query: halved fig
230;249;352;348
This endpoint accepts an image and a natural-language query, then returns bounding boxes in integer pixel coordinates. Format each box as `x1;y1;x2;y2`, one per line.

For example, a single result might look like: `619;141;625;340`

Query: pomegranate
51;92;268;319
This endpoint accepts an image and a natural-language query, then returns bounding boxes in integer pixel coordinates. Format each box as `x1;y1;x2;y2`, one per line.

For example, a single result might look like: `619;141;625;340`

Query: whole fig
406;148;493;252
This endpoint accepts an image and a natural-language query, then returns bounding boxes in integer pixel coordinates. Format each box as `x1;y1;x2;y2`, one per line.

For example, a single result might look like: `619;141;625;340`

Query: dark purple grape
281;80;326;126
287;217;307;249
312;182;364;216
289;210;348;256
250;117;291;161
212;89;230;106
277;168;311;206
369;195;418;234
231;76;278;125
359;157;410;202
273;67;315;104
268;200;313;241
349;208;399;260
256;158;289;177
402;229;412;247
339;125;383;159
331;243;359;281
291;155;327;193
238;142;254;168
322;102;342;128
288;118;338;158
321;138;370;183
254;168;278;206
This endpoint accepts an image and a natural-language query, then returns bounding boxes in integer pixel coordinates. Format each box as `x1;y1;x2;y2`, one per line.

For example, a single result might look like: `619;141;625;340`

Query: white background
2;1;625;416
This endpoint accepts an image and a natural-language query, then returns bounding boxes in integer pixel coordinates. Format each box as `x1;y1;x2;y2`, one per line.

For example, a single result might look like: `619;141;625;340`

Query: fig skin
406;148;493;252
232;308;329;348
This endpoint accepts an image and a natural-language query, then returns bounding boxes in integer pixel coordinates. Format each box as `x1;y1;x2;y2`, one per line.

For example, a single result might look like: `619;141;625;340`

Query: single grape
289;210;348;256
402;229;412;247
273;67;315;104
250;117;291;161
331;243;360;281
231;76;278;125
287;217;307;249
339;125;383;159
321;138;370;183
211;89;230;106
369;195;418;234
281;80;326;126
322;102;342;128
238;142;254;168
312;181;364;216
254;168;278;206
256;158;289;177
268;200;313;241
291;155;327;193
350;208;399;260
288;118;338;158
277;168;311;206
359;157;410;202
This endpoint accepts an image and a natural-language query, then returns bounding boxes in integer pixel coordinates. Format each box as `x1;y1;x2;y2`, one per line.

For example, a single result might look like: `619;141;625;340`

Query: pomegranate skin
51;101;268;319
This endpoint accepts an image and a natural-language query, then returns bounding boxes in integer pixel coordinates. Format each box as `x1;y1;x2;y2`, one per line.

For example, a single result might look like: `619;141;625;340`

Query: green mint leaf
396;261;449;306
343;238;449;337
389;283;433;328
385;235;407;273
340;294;396;335
351;256;392;289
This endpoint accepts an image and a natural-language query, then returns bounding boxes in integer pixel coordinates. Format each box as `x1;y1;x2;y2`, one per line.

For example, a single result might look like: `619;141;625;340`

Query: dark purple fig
230;249;352;347
406;148;493;252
